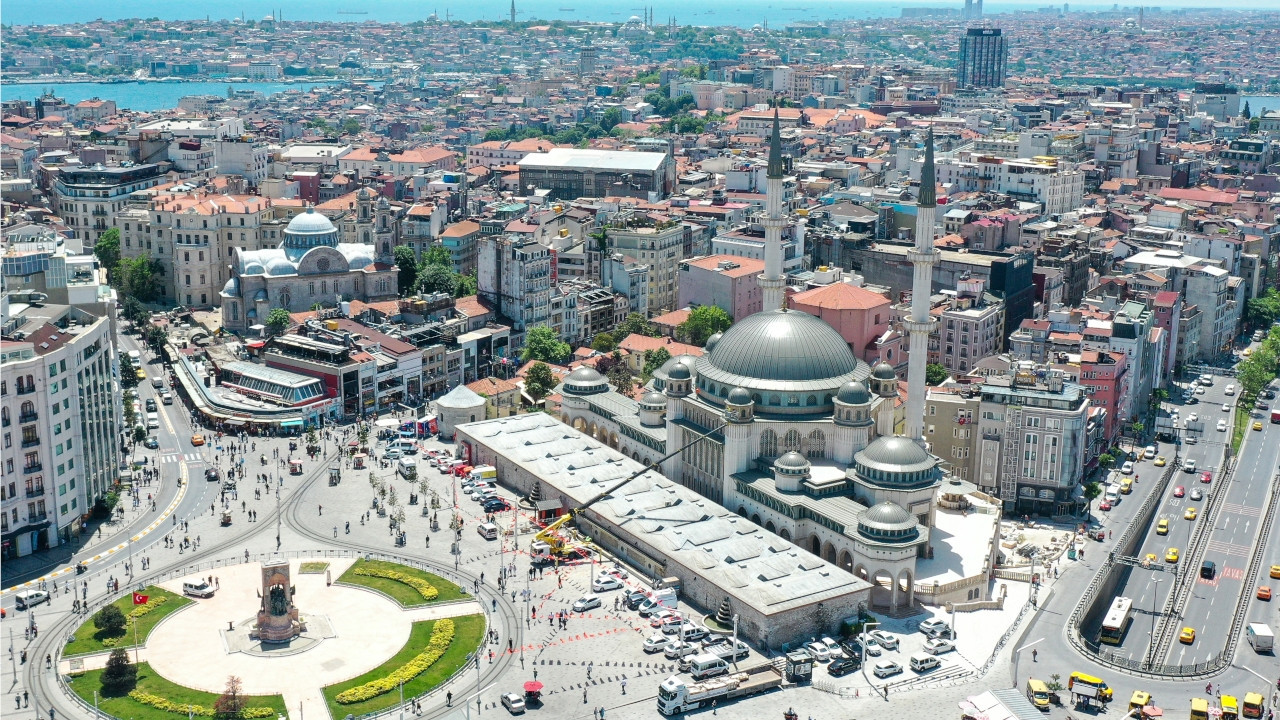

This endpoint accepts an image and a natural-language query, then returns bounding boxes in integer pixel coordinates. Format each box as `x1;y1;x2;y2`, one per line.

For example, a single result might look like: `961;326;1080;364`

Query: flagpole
132;604;140;665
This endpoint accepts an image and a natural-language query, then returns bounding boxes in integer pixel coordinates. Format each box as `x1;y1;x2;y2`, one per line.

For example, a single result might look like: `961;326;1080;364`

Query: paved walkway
61;558;482;720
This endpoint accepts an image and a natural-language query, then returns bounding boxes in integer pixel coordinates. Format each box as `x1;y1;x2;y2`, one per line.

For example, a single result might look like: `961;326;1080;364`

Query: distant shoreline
0;77;347;86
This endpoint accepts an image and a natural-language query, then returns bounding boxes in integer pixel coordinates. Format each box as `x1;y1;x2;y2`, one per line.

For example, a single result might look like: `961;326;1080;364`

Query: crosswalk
1217;502;1263;518
159;452;205;465
1204;539;1252;558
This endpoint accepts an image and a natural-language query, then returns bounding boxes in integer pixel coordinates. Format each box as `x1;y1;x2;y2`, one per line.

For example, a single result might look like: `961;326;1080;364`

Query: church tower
904;130;940;445
759;110;787;313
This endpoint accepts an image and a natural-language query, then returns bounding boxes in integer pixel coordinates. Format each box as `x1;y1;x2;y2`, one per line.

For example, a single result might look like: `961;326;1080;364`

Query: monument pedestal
253;559;305;643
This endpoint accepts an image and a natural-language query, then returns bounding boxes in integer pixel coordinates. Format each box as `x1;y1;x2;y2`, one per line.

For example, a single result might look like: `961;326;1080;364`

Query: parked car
482;498;511;513
923;638;955;655
591;574;624;593
500;693;526;715
144;436;159;449
664;641;700;660
572;595;601;613
852;636;881;656
642;633;669;653
918;618;953;638
650;609;681;627
805;641;831;662
820;636;844;658
868;630;899;650
872;660;903;678
624;590;648;610
828;656;860;676
145;398;157;412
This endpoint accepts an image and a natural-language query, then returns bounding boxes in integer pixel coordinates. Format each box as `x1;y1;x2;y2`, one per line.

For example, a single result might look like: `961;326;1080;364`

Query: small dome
563;366;608;395
836;380;871;405
726;386;752;405
357;186;375;200
857;436;932;470
863;501;913;527
253;289;269;302
658;353;700;379
668;361;691;380
265;256;296;276
285;207;338;236
242;260;265;275
221;277;240;297
705;332;723;352
871;361;896;380
641;391;666;407
627;14;642;22
774;451;809;470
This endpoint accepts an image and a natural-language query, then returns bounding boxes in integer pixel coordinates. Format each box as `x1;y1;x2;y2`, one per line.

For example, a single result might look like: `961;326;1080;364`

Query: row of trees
393;245;478;299
92;228;166;303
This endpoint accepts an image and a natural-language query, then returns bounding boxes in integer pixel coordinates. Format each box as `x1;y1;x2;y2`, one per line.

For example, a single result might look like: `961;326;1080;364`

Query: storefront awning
224;418;246;426
280;419;304;428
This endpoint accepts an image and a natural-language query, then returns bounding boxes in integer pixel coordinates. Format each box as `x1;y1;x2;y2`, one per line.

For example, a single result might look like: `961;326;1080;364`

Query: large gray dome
862;501;913;527
856;436;934;472
726;386;752;405
698;309;868;400
285;207;338;236
562;366;608;395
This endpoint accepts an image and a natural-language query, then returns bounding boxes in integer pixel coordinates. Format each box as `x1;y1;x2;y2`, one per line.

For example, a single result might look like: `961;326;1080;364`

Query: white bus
1098;596;1133;645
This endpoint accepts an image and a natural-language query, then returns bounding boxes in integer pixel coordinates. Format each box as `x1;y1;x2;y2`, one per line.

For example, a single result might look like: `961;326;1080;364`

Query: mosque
556;119;996;611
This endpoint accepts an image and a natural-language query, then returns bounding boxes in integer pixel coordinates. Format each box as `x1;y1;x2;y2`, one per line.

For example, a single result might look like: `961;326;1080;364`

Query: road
1082;376;1236;664
1161;397;1280;666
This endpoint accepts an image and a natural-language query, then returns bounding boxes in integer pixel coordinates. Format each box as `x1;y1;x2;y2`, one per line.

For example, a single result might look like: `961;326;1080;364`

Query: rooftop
517;148;668;172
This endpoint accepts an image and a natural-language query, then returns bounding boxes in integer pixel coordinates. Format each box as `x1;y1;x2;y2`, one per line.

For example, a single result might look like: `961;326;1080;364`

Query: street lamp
1143;576;1163;669
859;620;880;693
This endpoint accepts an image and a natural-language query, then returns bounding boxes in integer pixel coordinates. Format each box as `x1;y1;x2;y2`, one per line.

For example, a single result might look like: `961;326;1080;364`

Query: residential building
790;280;893;366
51;163;166;247
606;216;685;316
465;138;559;170
923;385;982;483
926;156;1085;216
466;376;521;418
440;220;481;275
931;277;1006;375
676;255;764;322
476;235;552;332
1;301;119;558
517;148;675;200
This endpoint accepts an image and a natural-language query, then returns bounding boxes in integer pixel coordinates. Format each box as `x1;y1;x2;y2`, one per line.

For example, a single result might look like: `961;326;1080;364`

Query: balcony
92;207;109;217
25;486;45;498
19;411;37;423
23;463;42;474
16;385;35;395
21;436;40;449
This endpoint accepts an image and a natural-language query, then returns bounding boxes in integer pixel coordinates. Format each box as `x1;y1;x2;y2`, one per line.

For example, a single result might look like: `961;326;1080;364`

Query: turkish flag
132;593;149;605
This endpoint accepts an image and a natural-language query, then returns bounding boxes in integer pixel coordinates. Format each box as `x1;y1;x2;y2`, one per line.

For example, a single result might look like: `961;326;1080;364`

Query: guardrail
1215;470;1280;671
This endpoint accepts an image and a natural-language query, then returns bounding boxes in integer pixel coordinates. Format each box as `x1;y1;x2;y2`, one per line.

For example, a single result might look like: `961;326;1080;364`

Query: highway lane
1163;401;1280;666
1089;376;1235;661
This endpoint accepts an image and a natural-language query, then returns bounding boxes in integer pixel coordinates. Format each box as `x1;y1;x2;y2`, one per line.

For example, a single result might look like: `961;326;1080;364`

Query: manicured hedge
334;619;454;704
127;691;274;718
352;565;439;602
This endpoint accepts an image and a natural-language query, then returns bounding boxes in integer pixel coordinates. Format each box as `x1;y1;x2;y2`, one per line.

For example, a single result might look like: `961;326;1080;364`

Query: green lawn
322;614;485;718
299;561;329;574
1232;405;1250;454
337;558;468;607
67;661;287;720
65;586;192;657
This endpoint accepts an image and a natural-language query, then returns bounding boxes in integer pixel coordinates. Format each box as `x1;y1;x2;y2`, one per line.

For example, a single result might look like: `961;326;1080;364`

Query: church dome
871;361;897;380
775;451;809;470
562;366;608;395
697;309;869;409
286;207;338;236
726;386;752;405
836;380;871;405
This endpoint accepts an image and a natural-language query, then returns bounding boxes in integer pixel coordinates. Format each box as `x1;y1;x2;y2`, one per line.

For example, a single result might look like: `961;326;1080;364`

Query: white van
14;590;49;610
182;580;215;598
146;412;160;429
909;653;940;673
688;653;730;680
151;376;164;389
1104;485;1121;504
477;522;499;540
393;439;418;455
161;392;174;405
396;458;417;479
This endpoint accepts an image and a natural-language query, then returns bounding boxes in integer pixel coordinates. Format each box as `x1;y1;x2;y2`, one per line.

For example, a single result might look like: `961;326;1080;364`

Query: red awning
523;681;543;693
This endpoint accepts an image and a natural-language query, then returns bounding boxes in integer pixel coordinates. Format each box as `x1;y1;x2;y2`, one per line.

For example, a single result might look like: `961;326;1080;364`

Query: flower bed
299;562;329;574
128;596;169;621
128;691;274;718
351;566;439;602
335;619;454;704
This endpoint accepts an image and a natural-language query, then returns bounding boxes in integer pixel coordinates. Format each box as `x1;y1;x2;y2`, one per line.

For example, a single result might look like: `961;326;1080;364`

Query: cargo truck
1245;622;1273;653
656;664;783;715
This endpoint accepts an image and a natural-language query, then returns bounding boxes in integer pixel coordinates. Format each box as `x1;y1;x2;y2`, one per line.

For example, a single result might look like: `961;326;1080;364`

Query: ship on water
336;10;369;14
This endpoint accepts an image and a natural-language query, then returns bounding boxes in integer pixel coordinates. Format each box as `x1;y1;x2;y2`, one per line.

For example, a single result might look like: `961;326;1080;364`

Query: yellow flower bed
127;596;169;621
335;619;455;704
352;566;439;602
127;691;274;718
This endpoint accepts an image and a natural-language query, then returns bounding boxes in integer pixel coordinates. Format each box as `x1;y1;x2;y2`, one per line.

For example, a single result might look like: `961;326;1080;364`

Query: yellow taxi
1179;627;1196;644
1243;348;1253;357
1259;586;1272;601
135;368;147;381
1253;421;1263;431
1184;507;1198;521
1156;519;1169;535
1153;456;1167;467
191;434;206;446
1144;553;1158;565
1165;547;1180;563
1271;565;1280;579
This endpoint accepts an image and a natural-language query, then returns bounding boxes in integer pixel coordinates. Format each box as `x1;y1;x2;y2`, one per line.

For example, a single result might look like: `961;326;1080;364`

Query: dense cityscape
2;3;1280;720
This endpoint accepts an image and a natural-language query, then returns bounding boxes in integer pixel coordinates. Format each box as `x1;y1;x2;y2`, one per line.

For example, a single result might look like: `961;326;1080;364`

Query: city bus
1098;596;1134;645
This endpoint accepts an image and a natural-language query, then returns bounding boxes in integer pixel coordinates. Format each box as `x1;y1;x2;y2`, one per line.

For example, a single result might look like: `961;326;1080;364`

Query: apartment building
476;235;552;334
928;156;1085;216
52;163;166;247
928;277;1006;375
465;138;560;170
606;217;685;316
976;363;1091;516
676;255;764;322
1;301;119;559
923;386;982;483
1184;265;1238;358
1083;123;1139;180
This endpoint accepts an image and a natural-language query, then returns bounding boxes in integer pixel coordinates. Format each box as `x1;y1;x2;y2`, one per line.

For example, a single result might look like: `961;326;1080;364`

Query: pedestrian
621;679;627;695
318;505;323;515
593;708;599;720
23;692;28;707
583;689;588;704
1032;649;1038;662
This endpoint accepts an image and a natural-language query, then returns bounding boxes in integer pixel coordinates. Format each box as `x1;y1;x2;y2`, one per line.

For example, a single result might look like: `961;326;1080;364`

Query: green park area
337;558;468;607
68;661;288;720
65;586;191;657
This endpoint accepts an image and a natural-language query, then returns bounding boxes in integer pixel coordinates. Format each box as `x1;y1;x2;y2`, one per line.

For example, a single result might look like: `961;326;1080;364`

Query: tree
600;107;624;132
100;648;137;693
606;365;633;395
1242;100;1252;119
1098;453;1115;469
676;305;733;346
394;246;419;296
421;244;453;268
1244;288;1280;329
455;270;478;298
115;256;162;302
145;325;168;350
418;263;457;296
520;326;570;364
617;312;657;338
925;363;948;385
642;347;672;378
524;362;556;400
93;604;127;636
93;227;120;280
591;332;617;352
265;307;292;337
215;675;245;716
120;295;149;327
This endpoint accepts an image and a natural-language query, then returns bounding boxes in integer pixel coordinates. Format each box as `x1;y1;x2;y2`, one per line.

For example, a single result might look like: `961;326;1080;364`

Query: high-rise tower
904;129;939;445
957;27;1007;88
759;110;787;312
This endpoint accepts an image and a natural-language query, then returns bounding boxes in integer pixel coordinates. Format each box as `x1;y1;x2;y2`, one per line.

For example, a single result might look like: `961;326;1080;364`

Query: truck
637;587;679;616
1271;408;1280;424
468;464;497;482
656;664;784;715
1245;622;1273;653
